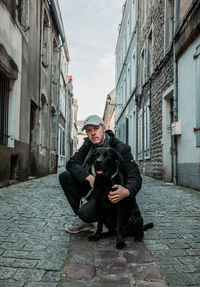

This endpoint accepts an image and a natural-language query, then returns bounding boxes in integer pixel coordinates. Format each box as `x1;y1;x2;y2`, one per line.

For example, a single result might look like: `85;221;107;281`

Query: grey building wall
115;0;200;191
0;0;69;187
175;2;200;190
115;0;138;159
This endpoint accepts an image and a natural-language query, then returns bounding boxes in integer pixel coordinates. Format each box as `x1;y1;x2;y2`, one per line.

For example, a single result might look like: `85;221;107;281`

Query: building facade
57;46;70;168
115;0;200;191
103;89;116;132
174;0;200;190
65;75;74;160
77;120;86;150
0;0;70;187
115;0;138;160
71;98;78;155
136;0;174;181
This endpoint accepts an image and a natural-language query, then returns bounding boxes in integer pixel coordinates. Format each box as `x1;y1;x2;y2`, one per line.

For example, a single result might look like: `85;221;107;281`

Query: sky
58;0;125;120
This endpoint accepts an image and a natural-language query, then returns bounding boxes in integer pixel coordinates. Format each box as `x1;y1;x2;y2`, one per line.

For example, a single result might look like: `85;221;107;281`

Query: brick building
136;0;174;181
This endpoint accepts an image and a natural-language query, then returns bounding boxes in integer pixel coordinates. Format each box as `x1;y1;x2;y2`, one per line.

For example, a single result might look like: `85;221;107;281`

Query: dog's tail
143;223;154;231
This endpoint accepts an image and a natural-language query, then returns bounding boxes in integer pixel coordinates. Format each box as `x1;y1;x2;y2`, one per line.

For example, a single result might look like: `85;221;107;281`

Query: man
59;115;142;233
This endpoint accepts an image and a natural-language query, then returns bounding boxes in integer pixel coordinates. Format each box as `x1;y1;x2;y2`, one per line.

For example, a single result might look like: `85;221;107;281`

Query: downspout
172;0;178;184
55;41;63;172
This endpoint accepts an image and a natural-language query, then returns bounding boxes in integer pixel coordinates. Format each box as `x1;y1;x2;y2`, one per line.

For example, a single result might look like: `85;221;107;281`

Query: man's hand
85;174;95;189
108;184;130;204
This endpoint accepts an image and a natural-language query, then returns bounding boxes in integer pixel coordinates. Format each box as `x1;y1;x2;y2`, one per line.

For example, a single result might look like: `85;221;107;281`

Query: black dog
87;147;153;249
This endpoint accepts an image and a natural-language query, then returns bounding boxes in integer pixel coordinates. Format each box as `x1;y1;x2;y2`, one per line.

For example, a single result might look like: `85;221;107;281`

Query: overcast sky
58;0;125;120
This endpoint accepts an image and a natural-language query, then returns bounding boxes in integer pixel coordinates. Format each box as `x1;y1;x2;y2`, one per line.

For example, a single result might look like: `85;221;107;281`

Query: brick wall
136;0;173;180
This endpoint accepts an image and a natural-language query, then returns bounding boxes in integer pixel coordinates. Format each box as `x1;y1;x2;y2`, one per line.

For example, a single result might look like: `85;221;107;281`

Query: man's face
85;124;106;146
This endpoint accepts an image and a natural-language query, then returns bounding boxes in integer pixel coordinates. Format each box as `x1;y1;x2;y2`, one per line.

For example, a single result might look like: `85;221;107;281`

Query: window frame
144;98;151;159
138;108;143;160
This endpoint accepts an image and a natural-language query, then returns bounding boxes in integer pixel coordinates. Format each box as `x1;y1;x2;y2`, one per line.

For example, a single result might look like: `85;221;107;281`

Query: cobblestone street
0;170;200;287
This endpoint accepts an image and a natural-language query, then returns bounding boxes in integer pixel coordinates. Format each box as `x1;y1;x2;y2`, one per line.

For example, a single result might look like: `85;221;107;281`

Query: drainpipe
55;41;63;173
172;0;178;184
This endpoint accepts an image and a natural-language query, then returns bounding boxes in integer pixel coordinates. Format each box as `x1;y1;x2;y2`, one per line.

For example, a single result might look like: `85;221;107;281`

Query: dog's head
88;147;124;178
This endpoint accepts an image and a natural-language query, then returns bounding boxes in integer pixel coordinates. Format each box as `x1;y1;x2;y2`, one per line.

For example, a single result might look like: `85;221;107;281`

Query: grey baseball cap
82;115;104;130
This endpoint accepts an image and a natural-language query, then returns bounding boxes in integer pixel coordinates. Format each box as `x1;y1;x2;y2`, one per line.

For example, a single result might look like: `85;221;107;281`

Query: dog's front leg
88;217;103;241
116;205;126;250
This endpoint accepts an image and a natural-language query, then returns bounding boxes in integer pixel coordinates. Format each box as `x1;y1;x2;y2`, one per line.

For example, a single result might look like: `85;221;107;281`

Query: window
138;108;143;160
140;47;145;88
123;32;126;61
60;84;66;117
144;99;151;158
0;71;9;146
127;16;131;49
131;50;136;91
127;65;131;99
123;76;126;105
52;39;58;84
164;0;173;54
147;29;153;78
115;54;119;81
194;44;200;146
142;0;147;26
40;94;48;149
129;110;136;159
116;85;123;119
59;126;65;156
125;117;129;144
3;0;16;20
132;0;136;32
17;0;29;31
42;9;49;67
117;125;122;141
50;106;56;150
120;45;123;70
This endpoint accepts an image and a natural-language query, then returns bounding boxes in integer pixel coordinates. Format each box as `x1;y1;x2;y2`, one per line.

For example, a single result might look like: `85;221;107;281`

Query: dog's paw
116;240;126;250
88;234;101;241
134;236;143;242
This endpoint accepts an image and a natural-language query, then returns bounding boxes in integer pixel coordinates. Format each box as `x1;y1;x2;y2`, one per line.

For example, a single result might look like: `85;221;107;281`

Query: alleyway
0;171;199;287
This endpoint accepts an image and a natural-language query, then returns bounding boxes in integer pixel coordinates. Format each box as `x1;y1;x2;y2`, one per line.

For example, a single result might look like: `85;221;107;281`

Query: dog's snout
96;158;102;163
94;155;104;171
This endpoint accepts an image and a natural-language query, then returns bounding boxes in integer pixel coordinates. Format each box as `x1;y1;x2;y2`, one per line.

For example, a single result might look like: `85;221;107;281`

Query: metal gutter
172;0;178;184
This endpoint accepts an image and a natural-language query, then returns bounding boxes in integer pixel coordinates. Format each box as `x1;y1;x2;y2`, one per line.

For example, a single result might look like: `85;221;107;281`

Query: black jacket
66;130;142;198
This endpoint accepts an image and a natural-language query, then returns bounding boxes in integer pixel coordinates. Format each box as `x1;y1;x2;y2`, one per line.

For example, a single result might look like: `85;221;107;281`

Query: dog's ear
84;147;97;166
109;148;124;163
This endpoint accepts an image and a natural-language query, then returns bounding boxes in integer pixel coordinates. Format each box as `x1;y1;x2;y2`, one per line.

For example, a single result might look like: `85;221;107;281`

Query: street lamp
107;94;123;107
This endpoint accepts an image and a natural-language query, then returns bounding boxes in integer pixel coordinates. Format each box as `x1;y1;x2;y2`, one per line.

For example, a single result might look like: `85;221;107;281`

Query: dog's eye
94;153;99;159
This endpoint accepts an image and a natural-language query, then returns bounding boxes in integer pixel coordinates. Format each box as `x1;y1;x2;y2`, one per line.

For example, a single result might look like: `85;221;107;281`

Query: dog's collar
90;164;118;179
91;164;96;177
111;167;118;179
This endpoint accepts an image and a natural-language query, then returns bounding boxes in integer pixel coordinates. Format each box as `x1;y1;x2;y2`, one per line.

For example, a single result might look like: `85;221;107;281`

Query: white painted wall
0;6;22;142
178;36;200;163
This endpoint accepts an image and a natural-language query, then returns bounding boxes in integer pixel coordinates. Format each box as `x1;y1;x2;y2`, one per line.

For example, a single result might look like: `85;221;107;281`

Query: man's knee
77;199;97;223
59;170;72;185
77;208;90;223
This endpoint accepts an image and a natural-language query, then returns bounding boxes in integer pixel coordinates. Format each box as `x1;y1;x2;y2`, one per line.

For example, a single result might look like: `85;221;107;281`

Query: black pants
59;170;98;222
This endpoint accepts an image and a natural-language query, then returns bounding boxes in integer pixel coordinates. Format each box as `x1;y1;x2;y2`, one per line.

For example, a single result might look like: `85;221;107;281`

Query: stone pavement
0;170;199;287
